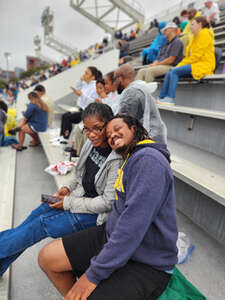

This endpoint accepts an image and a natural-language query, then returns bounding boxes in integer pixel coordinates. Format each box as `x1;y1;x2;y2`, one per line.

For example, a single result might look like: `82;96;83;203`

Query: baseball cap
161;22;178;32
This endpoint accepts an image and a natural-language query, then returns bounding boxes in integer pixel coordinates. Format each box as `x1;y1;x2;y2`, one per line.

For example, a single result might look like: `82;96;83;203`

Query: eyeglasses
82;124;106;135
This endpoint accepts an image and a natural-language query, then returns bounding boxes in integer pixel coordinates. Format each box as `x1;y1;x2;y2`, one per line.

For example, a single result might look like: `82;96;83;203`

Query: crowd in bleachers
1;1;225;299
134;0;223;105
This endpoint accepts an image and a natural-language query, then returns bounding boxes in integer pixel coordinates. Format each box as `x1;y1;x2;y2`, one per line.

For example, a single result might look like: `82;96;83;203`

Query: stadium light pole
4;52;11;83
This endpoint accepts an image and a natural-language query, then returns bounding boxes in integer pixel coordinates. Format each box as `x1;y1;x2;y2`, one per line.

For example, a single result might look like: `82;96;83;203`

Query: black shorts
62;225;171;300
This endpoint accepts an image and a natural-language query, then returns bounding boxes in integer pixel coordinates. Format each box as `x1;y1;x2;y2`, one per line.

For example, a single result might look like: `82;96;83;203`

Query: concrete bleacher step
0;147;17;300
38;131;76;189
215;38;225;47
157;103;225;120
168;139;225;207
214;30;225;40
214;23;225;32
57;103;79;113
176;211;225;300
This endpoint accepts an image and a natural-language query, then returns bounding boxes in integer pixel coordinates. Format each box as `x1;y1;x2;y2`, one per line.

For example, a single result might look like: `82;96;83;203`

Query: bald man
114;64;167;144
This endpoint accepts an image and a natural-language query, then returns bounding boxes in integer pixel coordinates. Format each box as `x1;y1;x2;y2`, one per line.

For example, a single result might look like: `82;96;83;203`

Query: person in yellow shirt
181;8;202;55
158;16;215;106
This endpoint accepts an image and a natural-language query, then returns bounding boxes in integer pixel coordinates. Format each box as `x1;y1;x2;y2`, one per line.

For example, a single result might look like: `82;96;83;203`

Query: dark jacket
86;140;178;285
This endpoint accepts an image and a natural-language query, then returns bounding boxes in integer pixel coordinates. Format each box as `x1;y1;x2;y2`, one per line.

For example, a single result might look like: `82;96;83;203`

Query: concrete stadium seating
154;77;225;247
0;148;17;300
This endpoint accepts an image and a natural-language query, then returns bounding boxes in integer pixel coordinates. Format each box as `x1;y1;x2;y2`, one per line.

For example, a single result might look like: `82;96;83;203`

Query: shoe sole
157;102;175;106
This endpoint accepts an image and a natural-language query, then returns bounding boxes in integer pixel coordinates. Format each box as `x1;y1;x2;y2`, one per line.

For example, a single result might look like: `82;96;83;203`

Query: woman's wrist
61;186;70;195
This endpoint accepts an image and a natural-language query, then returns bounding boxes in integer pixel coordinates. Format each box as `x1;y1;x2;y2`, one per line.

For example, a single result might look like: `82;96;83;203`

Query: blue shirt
23;103;48;132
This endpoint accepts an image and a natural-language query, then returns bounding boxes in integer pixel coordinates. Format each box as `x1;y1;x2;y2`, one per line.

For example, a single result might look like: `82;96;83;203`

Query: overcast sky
0;0;181;71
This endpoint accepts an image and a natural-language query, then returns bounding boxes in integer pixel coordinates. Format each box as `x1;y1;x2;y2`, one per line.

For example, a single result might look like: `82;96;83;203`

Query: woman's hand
49;200;64;210
53;187;70;200
70;87;82;97
64;274;97;300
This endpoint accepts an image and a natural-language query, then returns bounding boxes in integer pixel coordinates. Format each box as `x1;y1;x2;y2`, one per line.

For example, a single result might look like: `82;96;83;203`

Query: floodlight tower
70;0;145;35
33;35;56;65
41;7;78;57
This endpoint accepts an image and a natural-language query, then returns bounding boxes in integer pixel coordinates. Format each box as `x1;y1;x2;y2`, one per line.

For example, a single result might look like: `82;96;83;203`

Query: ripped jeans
0;203;97;276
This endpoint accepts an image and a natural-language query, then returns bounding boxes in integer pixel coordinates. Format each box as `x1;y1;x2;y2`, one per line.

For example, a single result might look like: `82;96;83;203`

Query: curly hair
110;114;150;154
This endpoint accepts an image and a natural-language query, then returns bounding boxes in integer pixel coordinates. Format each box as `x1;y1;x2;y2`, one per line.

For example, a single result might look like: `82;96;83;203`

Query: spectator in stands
102;37;108;47
11;91;48;151
180;9;189;31
149;18;159;30
136;22;183;83
73;78;115;156
129;30;137;41
95;74;120;114
203;0;220;26
34;85;54;128
114;64;167;144
181;8;202;55
65;79;109;158
104;72;120;114
39;114;178;300
122;33;129;41
117;40;129;65
158;16;215;106
60;66;102;139
114;30;123;39
0;103;122;278
0;100;8;146
172;17;182;35
95;79;108;102
142;21;167;65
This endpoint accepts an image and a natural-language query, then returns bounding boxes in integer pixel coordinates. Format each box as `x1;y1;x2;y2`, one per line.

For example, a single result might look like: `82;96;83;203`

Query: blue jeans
159;65;192;99
0;203;97;276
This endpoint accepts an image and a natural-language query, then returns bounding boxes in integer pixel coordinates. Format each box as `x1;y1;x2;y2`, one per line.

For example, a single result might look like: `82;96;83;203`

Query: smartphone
41;194;60;204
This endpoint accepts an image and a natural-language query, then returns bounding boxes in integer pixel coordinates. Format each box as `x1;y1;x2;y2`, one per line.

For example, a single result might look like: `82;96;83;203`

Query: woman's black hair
0;100;8;113
96;78;105;86
34;84;45;93
88;66;103;81
105;71;115;83
110;114;150;153
173;16;180;26
82;102;113;123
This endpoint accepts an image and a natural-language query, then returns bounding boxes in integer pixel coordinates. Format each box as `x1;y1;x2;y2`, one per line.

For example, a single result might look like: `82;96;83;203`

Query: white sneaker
157;97;175;106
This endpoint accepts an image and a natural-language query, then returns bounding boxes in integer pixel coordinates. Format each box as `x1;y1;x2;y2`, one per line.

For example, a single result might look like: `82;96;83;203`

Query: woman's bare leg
21;124;39;145
38;238;75;296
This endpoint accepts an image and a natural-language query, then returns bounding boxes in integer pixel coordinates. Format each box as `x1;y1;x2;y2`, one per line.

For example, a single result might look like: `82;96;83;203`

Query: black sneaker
8;127;21;135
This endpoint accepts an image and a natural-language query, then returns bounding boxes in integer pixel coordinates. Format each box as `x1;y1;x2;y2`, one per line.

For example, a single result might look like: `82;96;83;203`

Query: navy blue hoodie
86;140;178;285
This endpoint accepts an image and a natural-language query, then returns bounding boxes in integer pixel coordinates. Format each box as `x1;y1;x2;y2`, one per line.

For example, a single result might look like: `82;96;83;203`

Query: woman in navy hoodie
39;114;178;300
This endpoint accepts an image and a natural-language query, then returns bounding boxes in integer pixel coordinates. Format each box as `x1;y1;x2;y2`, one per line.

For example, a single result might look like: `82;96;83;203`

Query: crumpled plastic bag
176;232;195;264
44;161;74;176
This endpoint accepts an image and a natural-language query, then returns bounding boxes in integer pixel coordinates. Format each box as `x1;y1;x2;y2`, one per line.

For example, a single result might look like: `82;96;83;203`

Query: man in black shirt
136;22;183;82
